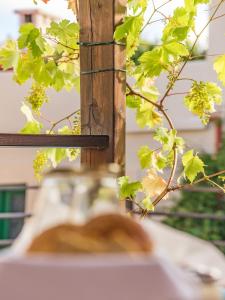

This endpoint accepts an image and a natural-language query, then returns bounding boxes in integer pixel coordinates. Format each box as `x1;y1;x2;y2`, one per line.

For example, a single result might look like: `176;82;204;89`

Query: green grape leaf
184;81;222;124
20;103;42;134
138;146;154;169
33;59;53;86
126;94;141;108
175;136;185;153
155;153;167;171
182;150;205;182
163;42;189;57
47;20;79;50
18;23;45;57
136;102;162;129
141;196;154;212
135;78;160;101
0;40;19;70
20;121;42;134
154;128;177;152
47;148;67;167
214;55;225;86
128;0;147;13
118;176;142;199
114;15;143;58
18;23;35;48
162;7;194;42
138;47;168;77
15;53;33;84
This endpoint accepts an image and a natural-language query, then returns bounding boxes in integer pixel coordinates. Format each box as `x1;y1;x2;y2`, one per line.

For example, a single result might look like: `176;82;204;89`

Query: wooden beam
79;0;126;171
0;134;109;148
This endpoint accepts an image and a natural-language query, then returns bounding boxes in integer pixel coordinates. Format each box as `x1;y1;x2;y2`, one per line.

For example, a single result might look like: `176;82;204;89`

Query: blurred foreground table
0;254;201;300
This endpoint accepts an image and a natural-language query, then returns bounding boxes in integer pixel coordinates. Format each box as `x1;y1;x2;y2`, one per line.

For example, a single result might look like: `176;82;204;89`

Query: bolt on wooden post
79;0;126;174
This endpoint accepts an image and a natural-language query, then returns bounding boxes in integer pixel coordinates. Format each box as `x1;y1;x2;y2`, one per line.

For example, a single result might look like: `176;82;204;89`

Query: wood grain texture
80;0;126;171
0;134;109;149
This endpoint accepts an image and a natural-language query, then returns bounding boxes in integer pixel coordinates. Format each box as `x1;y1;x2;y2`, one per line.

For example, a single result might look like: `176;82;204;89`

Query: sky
0;0;209;50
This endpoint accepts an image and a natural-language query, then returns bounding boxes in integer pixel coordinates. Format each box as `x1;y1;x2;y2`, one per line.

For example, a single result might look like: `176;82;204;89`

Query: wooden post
79;0;126;172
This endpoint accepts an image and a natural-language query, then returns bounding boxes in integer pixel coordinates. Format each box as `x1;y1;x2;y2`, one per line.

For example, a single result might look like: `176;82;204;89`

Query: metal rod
183;186;225;194
0;213;32;220
0;185;39;191
0;240;14;246
213;240;225;247
134;210;225;221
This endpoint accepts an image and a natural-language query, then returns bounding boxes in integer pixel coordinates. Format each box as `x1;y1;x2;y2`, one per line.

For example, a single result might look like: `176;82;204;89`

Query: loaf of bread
27;214;153;255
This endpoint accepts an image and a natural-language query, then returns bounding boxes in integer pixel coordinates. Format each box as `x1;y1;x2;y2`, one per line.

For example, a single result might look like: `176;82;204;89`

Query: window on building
24;14;33;23
0;186;26;249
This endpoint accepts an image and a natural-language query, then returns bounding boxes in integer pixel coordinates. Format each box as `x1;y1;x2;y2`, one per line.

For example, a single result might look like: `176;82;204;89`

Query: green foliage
20;103;43;134
118;176;142;199
46;19;79;51
214;55;225;86
0;40;19;70
33;125;80;179
162;5;195;43
2;20;80;92
114;16;144;59
0;0;224;197
182;150;205;182
18;23;46;57
184;81;222;124
0;18;80;178
136;102;162;128
128;0;147;13
114;0;147;60
138;47;167;77
138;146;154;169
142;196;154;211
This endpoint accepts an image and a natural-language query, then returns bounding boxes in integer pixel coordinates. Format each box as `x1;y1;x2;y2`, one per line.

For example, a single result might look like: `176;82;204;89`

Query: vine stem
169;169;225;192
126;82;161;109
49;109;80;133
141;0;173;33
212;12;225;21
126;82;178;207
167;92;189;97
127;0;224;208
45;36;79;52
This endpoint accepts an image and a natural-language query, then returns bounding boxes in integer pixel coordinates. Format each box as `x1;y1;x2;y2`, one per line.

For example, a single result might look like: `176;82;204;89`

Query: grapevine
0;0;224;210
